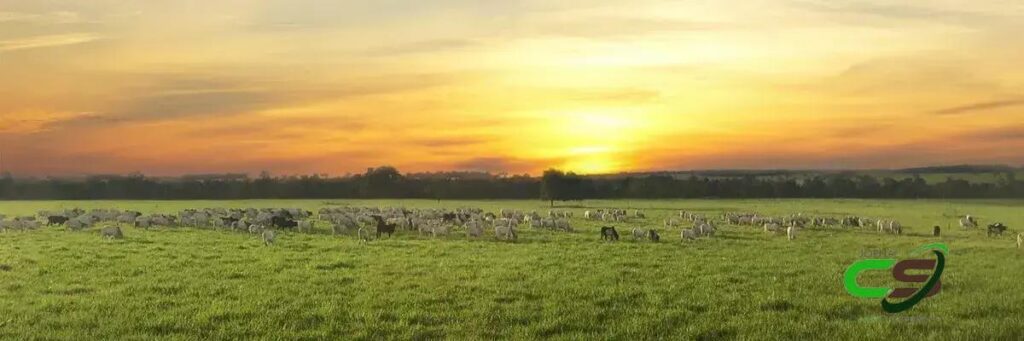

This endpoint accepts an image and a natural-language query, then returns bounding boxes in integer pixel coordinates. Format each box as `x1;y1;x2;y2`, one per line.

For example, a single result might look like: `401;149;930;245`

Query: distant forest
1;165;1022;200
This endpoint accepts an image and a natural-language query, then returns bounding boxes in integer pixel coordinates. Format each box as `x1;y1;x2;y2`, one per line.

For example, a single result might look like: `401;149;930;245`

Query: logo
844;243;947;313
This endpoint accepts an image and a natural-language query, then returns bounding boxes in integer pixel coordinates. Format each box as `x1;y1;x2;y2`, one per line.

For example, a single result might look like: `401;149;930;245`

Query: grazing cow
466;224;483;238
47;215;69;226
680;228;698;241
101;226;124;240
600;227;619;241
787;226;796;241
960;215;977;229
271;216;298;229
221;216;240;227
697;223;716;237
66;218;87;231
664;218;681;228
117;212;141;225
298;220;314;233
495;224;517;241
933;225;941;237
432;224;450;238
555;219;572;231
631;228;646;241
649;230;660;242
877;220;902;235
987;223;1008;237
889;221;902;235
331;223;347;235
371;215;396;238
262;230;276;246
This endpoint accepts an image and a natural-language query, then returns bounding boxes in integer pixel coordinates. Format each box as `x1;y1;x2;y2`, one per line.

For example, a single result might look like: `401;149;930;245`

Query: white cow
698;223;716;237
432;224;450;237
466;224;483;238
101;226;124;239
555;219;571;231
298;220;314;233
665;218;681;228
680;228;698;241
787;226;796;241
262;230;276;246
495;224;516;241
959;215;977;229
67;218;88;231
631;228;646;241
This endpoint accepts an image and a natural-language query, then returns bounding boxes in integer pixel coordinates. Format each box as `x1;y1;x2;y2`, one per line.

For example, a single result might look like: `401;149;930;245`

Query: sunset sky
1;1;1023;176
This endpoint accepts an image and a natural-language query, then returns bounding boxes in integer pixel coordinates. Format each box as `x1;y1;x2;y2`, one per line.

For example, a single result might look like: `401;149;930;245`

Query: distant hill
895;164;1019;174
588;165;1022;185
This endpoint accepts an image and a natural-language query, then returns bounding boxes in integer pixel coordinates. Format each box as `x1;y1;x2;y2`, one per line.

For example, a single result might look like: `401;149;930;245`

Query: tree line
0;167;1021;200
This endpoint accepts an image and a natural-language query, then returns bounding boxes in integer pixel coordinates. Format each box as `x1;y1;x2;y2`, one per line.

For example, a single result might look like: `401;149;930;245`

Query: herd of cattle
0;207;1018;249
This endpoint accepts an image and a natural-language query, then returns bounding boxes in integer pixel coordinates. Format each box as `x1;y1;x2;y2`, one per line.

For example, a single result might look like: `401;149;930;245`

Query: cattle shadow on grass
713;233;760;241
314;260;355;271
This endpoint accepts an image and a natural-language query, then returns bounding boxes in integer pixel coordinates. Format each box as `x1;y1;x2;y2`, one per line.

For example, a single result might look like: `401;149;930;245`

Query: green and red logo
844;243;947;313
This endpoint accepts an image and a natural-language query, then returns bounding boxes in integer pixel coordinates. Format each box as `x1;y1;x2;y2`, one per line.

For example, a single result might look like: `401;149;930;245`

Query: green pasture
1;199;1022;340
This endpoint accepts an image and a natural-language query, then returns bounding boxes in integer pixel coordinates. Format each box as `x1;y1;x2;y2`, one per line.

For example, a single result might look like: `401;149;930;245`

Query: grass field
1;199;1022;340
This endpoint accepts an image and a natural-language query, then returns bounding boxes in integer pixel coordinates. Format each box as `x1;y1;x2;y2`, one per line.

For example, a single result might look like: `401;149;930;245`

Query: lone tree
361;166;404;198
540;169;584;207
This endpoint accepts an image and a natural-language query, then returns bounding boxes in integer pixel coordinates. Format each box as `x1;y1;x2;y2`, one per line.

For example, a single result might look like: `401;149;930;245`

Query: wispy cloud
930;99;1024;115
0;11;85;24
0;33;100;52
35;70;469;130
366;39;480;56
792;1;995;26
959;125;1024;140
535;16;724;39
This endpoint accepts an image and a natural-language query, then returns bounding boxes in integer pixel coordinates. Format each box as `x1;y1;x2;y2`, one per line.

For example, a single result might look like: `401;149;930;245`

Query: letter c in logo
844;259;897;298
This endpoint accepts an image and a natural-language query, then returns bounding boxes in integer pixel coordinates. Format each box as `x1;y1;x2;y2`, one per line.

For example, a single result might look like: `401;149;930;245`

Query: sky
1;0;1023;176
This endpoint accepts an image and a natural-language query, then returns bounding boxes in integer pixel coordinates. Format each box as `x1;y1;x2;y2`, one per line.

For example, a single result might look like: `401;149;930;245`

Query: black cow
987;223;1008;237
47;215;69;226
371;215;396;238
271;216;298;229
933;225;941;237
221;216;240;226
649;229;661;242
600;226;619;241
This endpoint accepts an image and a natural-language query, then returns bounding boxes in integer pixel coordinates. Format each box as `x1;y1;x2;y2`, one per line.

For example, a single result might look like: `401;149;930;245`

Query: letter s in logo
881;249;945;314
889;259;941;299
